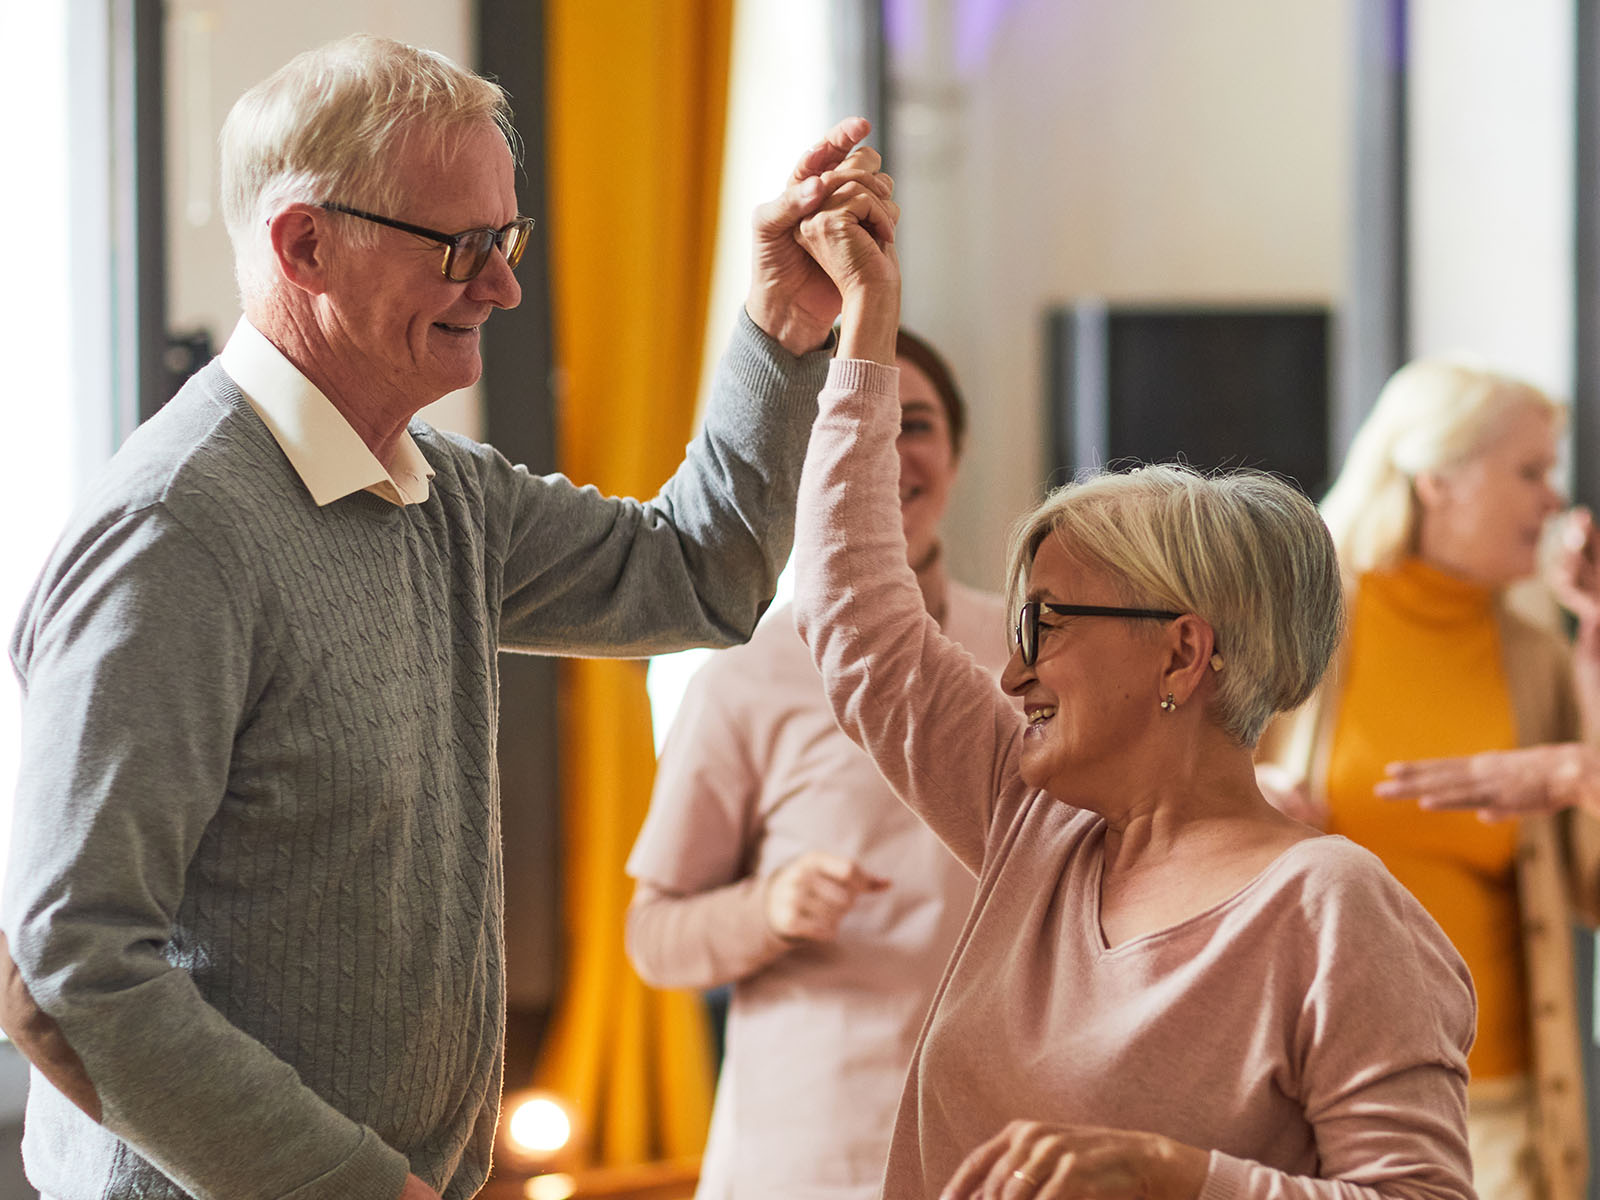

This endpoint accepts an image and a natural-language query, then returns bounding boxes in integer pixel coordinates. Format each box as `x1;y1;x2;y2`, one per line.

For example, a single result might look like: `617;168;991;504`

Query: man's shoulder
86;361;292;521
35;362;304;602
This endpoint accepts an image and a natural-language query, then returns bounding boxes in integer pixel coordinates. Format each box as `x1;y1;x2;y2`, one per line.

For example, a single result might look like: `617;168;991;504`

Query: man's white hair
220;33;518;301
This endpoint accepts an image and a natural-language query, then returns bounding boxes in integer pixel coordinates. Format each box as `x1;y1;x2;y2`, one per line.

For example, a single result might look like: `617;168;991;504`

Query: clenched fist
765;851;890;942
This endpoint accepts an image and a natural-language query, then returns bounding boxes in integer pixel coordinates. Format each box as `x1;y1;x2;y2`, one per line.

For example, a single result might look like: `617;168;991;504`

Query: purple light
955;0;1021;73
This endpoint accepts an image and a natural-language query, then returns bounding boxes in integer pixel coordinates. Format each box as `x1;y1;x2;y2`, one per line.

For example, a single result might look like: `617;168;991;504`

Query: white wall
163;0;483;436
890;0;1353;588
1408;0;1574;399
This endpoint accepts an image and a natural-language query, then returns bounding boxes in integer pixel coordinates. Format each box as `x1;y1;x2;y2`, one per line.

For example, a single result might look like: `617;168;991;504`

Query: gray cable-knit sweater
5;313;826;1200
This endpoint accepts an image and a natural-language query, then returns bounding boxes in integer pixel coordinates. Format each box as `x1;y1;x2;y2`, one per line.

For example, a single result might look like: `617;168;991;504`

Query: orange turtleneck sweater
1326;558;1525;1080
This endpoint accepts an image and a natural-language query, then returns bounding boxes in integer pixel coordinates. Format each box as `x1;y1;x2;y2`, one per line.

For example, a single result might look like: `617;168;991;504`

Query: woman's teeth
1028;707;1056;726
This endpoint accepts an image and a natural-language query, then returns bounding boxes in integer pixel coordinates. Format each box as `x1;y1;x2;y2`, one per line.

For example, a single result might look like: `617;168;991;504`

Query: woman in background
1260;359;1600;1200
625;329;1011;1199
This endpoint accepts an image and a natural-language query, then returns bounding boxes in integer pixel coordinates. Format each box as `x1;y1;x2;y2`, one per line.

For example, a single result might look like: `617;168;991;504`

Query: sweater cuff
825;356;899;398
724;308;833;421
281;1126;410;1200
1196;1150;1249;1200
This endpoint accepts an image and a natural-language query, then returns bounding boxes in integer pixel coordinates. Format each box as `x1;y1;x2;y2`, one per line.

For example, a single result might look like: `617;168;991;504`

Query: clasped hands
747;117;901;357
745;118;902;364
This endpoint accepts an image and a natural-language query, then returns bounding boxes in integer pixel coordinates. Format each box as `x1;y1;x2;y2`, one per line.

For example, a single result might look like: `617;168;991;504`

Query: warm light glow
523;1173;577;1200
508;1095;574;1154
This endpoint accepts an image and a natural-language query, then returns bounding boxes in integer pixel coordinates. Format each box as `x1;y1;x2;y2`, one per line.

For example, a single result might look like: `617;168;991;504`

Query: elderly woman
1261;361;1600;1200
624;328;1010;1199
786;190;1474;1198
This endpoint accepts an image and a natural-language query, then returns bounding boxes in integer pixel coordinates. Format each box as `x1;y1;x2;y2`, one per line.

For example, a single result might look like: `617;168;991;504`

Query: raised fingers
1374;757;1478;800
789;117;874;186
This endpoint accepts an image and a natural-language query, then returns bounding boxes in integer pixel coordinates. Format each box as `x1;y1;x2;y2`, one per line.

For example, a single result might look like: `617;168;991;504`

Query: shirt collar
218;316;435;507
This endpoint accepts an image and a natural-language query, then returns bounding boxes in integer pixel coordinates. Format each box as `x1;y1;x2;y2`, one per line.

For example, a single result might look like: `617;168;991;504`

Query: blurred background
0;0;1597;1197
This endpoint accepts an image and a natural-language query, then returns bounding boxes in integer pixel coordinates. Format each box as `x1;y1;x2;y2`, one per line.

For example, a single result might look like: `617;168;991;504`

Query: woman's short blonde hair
1005;465;1343;746
1320;359;1562;575
220;34;518;300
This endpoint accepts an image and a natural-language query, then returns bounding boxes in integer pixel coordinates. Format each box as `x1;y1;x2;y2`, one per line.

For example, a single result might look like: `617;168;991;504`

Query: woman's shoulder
1262;837;1472;981
1249;836;1463;953
1267;834;1426;906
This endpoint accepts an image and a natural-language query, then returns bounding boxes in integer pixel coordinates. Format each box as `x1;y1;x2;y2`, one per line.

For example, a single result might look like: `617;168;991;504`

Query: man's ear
269;205;333;296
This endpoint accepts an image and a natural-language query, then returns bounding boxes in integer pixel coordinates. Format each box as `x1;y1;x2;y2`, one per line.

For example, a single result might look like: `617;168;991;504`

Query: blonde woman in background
1260;359;1600;1200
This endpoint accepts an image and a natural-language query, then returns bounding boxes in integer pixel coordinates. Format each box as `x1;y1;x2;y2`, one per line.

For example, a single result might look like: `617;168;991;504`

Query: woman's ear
1413;468;1451;512
1161;615;1217;706
269;205;334;296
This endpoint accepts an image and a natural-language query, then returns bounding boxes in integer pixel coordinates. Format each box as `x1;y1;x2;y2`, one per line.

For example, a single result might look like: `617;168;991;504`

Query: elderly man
3;33;896;1200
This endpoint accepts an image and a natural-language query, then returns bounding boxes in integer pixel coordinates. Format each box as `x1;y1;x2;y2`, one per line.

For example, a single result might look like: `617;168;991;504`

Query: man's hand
746;118;897;355
399;1172;443;1200
765;851;889;942
940;1120;1208;1200
1375;743;1600;821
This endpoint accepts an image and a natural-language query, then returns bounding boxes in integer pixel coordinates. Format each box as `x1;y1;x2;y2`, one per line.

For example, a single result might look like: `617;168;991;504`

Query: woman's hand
1376;743;1600;820
1549;508;1600;739
792;173;901;364
1551;507;1600;624
941;1121;1208;1200
764;851;889;942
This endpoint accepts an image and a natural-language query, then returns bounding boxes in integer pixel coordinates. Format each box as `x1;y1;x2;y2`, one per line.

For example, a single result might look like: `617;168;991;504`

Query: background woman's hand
1376;743;1600;820
764;851;889;942
940;1121;1208;1200
1549;507;1600;739
1551;507;1600;624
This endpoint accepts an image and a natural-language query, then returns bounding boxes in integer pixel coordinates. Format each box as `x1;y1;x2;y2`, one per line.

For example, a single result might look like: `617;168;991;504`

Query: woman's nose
1000;645;1031;696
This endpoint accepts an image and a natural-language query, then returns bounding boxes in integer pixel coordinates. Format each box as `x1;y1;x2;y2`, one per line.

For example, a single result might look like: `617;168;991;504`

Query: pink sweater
626;585;1008;1199
792;359;1477;1200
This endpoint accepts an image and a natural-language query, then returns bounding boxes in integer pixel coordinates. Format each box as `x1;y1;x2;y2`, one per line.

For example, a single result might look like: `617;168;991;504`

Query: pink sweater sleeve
792;359;1030;873
1203;851;1475;1200
625;878;792;990
624;645;795;990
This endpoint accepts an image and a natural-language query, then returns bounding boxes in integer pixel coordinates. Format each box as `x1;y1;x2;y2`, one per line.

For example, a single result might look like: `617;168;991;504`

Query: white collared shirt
218;317;435;507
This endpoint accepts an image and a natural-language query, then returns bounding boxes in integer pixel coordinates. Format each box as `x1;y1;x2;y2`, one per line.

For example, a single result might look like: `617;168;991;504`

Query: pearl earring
1159;693;1176;712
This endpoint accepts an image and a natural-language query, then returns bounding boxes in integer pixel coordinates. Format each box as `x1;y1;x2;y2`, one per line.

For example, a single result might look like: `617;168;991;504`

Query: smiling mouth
435;322;481;335
1027;706;1056;726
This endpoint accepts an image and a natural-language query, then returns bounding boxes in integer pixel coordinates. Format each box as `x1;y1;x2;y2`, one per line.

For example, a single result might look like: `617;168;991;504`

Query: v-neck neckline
1082;824;1324;957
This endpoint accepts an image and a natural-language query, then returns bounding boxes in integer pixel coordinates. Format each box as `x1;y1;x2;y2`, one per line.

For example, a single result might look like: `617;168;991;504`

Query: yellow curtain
532;0;734;1166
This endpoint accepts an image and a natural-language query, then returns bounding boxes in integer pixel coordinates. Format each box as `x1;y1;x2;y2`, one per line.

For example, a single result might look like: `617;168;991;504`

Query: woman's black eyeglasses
1013;600;1183;667
318;201;535;282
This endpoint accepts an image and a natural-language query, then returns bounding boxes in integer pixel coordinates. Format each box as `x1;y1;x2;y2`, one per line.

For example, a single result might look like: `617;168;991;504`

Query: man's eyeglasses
318;201;534;282
1013;600;1183;667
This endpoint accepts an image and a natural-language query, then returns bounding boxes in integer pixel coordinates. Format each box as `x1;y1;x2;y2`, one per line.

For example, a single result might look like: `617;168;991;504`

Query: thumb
844;861;891;894
754;177;824;238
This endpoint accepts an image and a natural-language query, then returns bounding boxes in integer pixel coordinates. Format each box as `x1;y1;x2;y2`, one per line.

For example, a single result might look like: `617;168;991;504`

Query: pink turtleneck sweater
792;358;1477;1200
